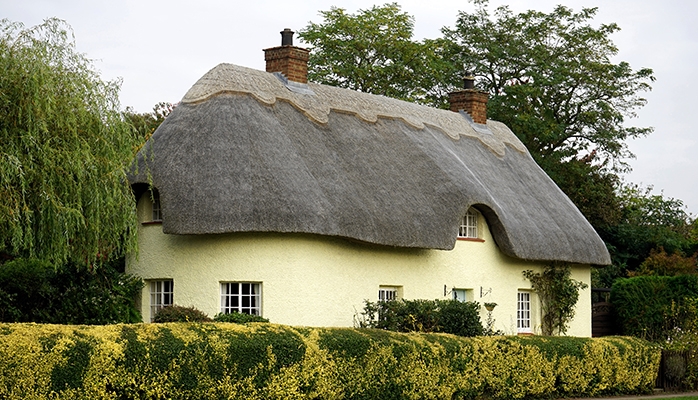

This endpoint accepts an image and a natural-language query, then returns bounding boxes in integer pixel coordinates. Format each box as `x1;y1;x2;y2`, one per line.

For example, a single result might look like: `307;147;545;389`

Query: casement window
378;286;400;302
151;190;162;222
150;280;173;322
221;282;261;315
458;209;478;239
517;291;532;334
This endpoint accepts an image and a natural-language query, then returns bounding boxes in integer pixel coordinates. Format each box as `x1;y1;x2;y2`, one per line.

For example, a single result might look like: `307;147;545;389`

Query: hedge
611;275;698;342
0;323;660;399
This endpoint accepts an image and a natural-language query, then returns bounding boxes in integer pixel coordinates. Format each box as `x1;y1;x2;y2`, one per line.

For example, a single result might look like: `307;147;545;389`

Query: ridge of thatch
129;64;611;266
181;64;527;157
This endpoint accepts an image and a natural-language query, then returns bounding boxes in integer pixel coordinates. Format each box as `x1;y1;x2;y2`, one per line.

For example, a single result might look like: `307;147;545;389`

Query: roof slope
129;64;611;265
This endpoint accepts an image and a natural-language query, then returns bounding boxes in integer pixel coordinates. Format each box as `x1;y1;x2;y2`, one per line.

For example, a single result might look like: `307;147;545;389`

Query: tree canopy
442;0;655;173
0;18;139;266
298;3;454;105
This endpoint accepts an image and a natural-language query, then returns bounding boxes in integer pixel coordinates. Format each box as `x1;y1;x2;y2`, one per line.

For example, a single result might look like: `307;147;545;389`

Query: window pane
221;282;261;316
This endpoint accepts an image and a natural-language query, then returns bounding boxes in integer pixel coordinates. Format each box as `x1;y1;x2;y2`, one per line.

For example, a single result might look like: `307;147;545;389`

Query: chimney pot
281;28;294;46
463;72;475;89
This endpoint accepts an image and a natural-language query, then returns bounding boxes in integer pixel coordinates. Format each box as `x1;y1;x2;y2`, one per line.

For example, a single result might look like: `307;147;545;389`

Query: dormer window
458;209;479;239
151;189;162;222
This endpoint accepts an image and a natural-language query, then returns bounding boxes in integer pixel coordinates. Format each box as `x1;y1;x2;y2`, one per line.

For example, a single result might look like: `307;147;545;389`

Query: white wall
127;195;592;336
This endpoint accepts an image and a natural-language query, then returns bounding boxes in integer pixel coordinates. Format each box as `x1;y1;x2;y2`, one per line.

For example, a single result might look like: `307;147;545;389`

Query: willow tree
0;18;139;266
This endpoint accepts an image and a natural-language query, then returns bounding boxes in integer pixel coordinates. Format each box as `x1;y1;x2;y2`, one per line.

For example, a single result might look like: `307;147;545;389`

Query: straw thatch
129;64;611;265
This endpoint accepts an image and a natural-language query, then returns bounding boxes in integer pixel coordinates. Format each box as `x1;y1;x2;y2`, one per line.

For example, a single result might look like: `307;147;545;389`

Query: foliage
124;101;175;145
544;158;622;230
0;258;143;324
357;298;484;337
611;275;698;342
153;305;211;323
523;264;588;335
0;322;660;399
603;184;696;273
213;312;269;324
0;18;140;266
298;3;454;106
443;0;654;174
633;247;697;277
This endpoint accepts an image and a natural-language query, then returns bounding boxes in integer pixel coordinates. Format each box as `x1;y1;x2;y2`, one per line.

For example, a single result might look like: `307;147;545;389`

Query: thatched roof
129;64;611;265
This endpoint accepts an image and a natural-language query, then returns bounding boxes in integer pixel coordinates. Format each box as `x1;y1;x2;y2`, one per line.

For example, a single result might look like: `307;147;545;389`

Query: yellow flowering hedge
0;323;660;399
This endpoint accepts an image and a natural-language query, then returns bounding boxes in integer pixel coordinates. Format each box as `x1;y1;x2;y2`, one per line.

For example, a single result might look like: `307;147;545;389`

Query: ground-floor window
378;286;400;302
517;291;532;333
149;279;173;322
221;282;261;315
452;288;471;302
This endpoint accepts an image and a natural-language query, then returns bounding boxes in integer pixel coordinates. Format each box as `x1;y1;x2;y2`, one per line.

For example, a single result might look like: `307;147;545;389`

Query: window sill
456;237;485;243
141;220;162;225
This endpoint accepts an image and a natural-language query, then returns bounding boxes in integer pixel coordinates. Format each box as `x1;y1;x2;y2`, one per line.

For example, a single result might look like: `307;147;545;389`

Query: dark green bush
153;305;211;323
0;258;143;324
213;312;269;323
358;299;483;336
611;275;698;342
438;299;484;337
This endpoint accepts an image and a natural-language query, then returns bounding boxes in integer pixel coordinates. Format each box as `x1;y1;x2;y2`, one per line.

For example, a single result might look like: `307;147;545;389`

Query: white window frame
150;280;173;322
378;286;399;302
517;291;532;334
458;209;478;239
151;190;162;221
221;282;262;316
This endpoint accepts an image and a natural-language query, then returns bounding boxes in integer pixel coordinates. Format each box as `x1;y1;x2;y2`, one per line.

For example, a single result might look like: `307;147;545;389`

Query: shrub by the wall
358;299;483;337
213;312;269;323
0;323;660;399
152;305;211;323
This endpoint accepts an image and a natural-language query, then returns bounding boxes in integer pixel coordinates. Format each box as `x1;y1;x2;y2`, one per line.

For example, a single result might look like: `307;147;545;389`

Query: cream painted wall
128;195;592;337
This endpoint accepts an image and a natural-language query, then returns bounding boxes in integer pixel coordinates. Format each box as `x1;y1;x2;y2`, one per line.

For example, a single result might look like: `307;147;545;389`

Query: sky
4;0;697;216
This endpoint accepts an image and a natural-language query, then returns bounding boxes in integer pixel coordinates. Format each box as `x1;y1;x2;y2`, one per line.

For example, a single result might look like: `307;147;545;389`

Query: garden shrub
611;274;698;342
0;323;660;400
152;305;211;322
0;258;143;324
213;312;269;323
358;299;483;337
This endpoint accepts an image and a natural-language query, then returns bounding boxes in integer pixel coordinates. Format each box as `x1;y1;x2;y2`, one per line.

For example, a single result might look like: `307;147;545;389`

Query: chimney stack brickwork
449;89;489;124
264;46;310;83
264;28;310;84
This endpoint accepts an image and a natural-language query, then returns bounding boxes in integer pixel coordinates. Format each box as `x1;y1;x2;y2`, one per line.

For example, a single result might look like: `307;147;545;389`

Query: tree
0;19;139;266
124;101;175;144
602;184;695;271
443;0;655;173
298;3;454;105
523;264;588;336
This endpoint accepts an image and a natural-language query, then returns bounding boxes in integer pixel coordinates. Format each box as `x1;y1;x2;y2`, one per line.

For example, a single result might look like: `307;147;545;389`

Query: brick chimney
448;73;489;124
263;28;310;84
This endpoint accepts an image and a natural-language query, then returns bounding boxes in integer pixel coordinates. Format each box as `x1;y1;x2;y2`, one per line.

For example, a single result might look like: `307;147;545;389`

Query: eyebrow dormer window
458;209;478;239
151;189;162;222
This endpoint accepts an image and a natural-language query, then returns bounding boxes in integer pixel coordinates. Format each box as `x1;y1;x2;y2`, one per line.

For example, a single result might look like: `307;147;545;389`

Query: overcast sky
4;0;697;216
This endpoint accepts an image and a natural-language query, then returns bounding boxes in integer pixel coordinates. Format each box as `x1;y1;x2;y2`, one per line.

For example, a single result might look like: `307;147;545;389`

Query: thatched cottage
127;29;610;335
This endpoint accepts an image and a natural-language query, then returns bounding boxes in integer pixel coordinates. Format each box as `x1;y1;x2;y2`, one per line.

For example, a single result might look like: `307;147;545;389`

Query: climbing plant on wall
523;263;588;335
